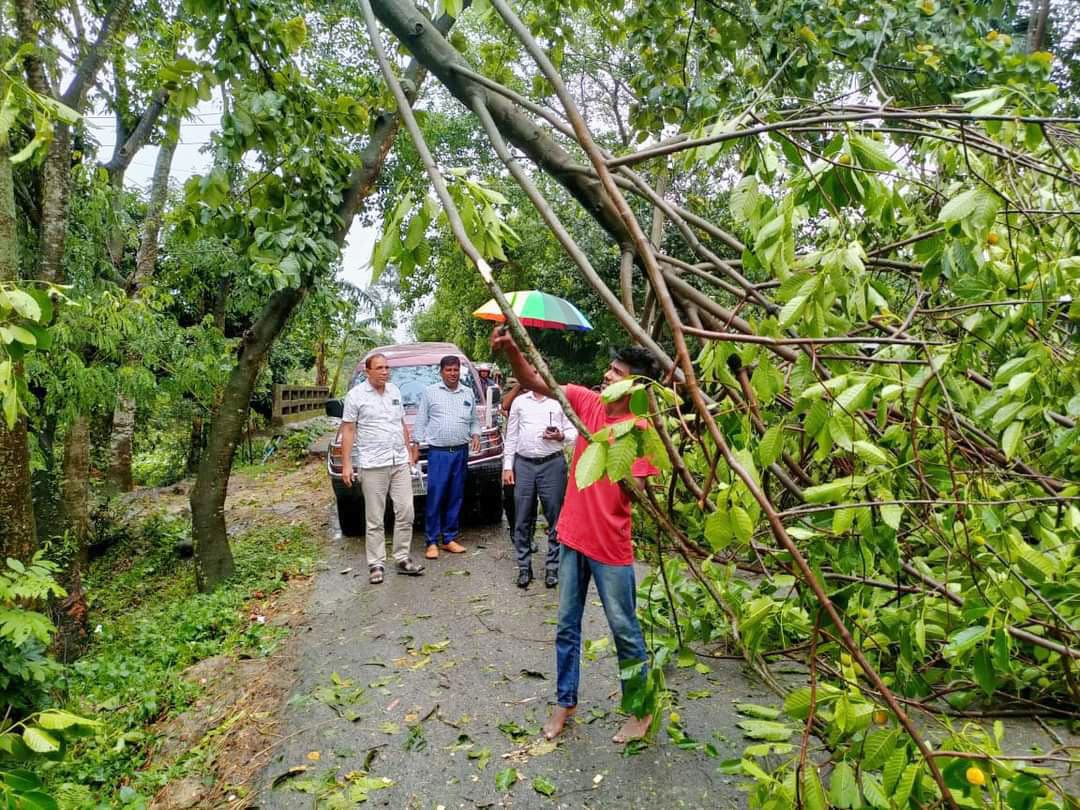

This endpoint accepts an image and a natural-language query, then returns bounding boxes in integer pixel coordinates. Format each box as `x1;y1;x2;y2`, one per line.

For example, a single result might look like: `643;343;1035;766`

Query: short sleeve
342;388;361;423
631;457;659;479
563;384;601;429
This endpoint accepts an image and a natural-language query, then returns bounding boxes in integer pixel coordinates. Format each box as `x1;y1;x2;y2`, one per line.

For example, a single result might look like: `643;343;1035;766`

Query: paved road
251;515;774;808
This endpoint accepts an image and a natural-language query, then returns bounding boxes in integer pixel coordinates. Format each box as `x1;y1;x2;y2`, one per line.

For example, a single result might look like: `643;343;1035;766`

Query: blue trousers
555;545;648;708
425;445;467;545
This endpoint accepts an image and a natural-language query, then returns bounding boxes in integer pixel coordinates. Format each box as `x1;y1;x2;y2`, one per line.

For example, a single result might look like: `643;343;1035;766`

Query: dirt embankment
118;457;333;809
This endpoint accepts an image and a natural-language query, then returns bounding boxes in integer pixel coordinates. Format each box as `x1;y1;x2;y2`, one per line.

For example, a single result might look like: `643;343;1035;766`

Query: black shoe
545;572;558;588
516;569;533;589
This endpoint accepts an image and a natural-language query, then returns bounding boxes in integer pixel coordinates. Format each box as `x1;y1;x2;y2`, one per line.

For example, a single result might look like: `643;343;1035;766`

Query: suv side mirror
325;398;344;418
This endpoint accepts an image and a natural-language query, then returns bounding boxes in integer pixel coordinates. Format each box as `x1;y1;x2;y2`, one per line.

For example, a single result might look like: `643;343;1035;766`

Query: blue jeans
555;545;648;708
425;445;467;545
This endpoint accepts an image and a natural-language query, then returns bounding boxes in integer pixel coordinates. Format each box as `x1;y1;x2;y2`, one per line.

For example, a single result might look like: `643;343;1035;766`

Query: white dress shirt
503;391;577;471
342;380;409;469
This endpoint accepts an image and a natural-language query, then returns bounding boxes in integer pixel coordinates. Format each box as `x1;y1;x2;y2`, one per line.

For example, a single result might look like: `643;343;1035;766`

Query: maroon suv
326;342;504;536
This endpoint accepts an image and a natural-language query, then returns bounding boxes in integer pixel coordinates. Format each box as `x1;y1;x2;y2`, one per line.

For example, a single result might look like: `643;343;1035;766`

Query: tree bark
54;415;91;660
106;115;180;492
1026;0;1051;52
0;138;36;563
131;114;178;294
190;285;304;590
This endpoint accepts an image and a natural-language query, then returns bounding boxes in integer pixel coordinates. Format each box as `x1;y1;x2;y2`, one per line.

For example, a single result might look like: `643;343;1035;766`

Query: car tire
332;478;366;537
475;479;504;525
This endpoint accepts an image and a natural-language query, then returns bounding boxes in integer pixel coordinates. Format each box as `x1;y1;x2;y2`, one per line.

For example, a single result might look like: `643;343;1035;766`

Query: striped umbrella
472;290;593;331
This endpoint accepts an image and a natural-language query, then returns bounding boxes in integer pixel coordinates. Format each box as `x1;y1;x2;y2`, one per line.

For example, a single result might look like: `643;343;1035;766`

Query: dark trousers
425;445;467;545
503;484;536;541
512;453;566;574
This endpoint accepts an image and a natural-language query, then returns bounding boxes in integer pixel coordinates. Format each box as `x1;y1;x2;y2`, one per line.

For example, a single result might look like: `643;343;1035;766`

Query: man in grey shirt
341;353;426;583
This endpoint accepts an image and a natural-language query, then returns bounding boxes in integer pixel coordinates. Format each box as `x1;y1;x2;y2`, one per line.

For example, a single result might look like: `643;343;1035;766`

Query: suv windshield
352;363;476;409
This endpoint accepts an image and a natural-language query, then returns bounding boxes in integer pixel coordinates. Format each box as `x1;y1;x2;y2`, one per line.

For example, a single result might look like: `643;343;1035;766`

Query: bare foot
543;706;576;740
612;714;652;744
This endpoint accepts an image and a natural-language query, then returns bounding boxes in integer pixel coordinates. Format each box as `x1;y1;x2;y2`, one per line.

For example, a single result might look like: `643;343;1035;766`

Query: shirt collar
438;381;463;393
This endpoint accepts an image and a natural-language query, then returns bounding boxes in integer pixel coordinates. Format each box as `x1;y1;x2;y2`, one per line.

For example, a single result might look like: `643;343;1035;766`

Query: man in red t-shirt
492;327;660;745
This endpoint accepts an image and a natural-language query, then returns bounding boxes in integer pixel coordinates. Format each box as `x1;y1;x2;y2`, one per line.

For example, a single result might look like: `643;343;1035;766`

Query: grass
41;514;319;808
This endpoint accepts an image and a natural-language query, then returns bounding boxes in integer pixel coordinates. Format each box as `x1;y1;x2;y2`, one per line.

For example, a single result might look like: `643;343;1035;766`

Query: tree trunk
190;285;304;591
62;417;91;547
187;413;205;476
314;337;329;386
0;127;36;563
129;114;178;293
107;395;135;492
38;125;73;284
1026;0;1051;52
106;114;179;493
54;416;91;660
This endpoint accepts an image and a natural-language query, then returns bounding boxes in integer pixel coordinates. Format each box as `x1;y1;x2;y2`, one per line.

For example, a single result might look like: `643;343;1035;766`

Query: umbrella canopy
472;290;593;331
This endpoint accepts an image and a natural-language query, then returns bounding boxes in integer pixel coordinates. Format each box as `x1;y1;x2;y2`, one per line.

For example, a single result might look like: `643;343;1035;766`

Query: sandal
369;566;384;584
396;558;425;576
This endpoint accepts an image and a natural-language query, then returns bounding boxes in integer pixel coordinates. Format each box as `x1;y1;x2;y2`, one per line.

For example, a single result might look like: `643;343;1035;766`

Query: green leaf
852;441;891;466
495;767;519;791
862;729;898;770
861;773;888;808
937;187;1001;239
575;441;608;489
13;792;57;810
1;769;41;791
758;424;784;467
1001;420;1023;461
6;290;41;321
22;727;60;753
779;275;819;328
35;710;97;731
730;506;754;544
832;507;856;534
736;719;794;741
606;435;637;482
942;625;988;659
829;761;859;808
850;134;896;171
882;746;907;794
600;378;635;402
802;476;868;503
893;763;919;806
735;703;781;720
800;767;827;810
532;775;556;796
704;507;733;551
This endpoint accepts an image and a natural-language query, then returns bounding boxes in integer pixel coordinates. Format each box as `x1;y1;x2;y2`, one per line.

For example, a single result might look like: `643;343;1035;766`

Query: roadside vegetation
1;0;1079;807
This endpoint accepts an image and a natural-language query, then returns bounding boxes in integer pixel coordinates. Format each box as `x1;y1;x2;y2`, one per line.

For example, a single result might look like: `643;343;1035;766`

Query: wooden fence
272;385;330;426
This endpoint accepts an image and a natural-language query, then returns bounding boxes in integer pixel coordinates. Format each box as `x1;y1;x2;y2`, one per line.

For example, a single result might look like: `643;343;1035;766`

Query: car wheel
475;480;504;525
332;479;366;537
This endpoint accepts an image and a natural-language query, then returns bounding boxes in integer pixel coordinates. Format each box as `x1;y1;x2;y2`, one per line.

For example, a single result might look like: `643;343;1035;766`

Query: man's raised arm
490;326;556;398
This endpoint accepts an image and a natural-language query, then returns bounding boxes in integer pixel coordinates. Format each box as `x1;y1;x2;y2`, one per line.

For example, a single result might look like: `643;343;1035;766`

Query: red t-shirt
556;384;657;566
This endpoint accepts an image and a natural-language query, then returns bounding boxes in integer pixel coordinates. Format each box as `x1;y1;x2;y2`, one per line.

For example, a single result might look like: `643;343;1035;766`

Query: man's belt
517;451;563;465
429;443;468;452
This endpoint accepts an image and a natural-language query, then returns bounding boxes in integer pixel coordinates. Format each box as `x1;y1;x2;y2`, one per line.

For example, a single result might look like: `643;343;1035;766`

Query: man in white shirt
502;390;577;588
340;353;426;583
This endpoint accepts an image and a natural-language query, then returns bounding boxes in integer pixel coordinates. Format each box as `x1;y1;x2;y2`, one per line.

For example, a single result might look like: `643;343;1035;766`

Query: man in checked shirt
412;355;481;559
